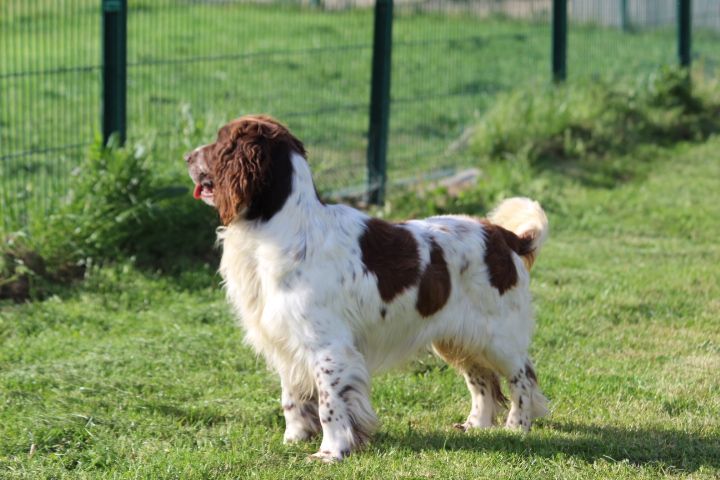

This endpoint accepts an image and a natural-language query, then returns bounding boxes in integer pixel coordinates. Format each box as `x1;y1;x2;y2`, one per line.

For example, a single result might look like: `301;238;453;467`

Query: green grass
3;1;720;230
2;135;719;478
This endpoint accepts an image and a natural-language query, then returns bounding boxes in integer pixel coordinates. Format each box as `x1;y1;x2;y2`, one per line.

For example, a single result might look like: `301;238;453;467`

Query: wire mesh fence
389;3;552;183
693;1;720;74
1;0;101;230
1;0;718;232
125;1;375;192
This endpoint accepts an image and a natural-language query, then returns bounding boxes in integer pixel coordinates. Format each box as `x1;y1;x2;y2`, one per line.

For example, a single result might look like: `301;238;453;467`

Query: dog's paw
454;413;494;432
283;428;314;444
504;417;531;432
453;422;469;432
453;421;493;432
308;449;349;463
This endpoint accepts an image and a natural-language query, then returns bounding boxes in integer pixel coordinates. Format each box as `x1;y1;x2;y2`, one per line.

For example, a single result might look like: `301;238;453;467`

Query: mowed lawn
1;137;720;479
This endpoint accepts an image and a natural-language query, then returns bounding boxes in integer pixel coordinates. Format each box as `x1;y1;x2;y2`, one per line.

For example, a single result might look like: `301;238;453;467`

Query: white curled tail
488;197;548;270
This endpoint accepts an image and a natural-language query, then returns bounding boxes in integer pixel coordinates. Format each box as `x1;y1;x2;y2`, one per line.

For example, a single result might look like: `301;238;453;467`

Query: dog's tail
487;197;548;271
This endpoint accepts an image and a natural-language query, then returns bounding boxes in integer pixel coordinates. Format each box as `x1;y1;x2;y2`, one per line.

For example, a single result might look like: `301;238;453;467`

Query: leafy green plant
0;137;219;298
469;67;720;169
39;137;218;271
37;137;155;265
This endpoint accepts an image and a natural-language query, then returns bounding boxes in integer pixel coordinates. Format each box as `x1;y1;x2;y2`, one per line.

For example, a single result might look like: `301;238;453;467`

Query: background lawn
1;135;718;478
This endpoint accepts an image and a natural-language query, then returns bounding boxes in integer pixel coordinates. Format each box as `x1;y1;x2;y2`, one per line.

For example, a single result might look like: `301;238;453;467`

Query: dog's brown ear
212;126;267;225
212;116;305;225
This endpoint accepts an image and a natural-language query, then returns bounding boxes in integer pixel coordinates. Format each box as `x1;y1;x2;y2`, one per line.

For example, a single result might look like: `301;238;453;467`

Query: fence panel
570;0;676;80
0;0;100;231
388;0;552;184
125;0;374;196
2;0;720;234
694;1;720;73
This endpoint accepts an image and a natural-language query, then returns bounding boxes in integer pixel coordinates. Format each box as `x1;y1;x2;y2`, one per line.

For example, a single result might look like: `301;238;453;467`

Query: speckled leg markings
505;361;540;432
454;366;507;432
309;347;377;463
281;381;320;443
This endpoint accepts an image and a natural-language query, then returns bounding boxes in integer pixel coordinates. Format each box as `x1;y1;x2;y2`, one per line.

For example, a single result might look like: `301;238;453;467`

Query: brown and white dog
185;115;549;462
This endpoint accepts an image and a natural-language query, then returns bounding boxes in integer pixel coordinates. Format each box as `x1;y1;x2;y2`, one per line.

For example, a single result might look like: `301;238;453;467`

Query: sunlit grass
1;136;719;478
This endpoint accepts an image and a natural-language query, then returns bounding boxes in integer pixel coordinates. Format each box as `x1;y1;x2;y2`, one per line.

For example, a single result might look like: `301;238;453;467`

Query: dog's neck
288;152;325;214
220;152;329;264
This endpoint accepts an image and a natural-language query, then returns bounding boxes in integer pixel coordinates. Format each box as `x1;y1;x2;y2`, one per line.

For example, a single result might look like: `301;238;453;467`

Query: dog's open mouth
193;180;214;201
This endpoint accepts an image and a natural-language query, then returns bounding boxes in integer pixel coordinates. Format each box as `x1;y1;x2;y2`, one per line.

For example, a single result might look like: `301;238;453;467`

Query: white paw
453;420;493;432
504;417;531;432
308;449;349;463
453;412;494;432
283;427;314;444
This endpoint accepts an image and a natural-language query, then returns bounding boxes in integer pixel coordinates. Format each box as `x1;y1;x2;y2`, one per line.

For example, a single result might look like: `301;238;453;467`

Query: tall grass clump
378;68;720;220
1;138;218;300
470;68;720;167
41;138;219;269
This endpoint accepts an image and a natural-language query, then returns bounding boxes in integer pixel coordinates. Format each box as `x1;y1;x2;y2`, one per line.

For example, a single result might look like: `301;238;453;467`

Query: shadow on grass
378;420;720;472
142;402;232;427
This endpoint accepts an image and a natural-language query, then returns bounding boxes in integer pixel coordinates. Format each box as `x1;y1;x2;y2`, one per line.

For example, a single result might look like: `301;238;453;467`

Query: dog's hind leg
484;345;549;432
504;358;549;431
433;340;507;431
457;365;507;430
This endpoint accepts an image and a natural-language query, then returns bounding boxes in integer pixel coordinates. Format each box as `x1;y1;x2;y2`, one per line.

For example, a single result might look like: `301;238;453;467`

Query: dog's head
185;115;306;225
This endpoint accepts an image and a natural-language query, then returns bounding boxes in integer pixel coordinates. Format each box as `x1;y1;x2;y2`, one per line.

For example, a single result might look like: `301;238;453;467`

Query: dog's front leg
309;343;377;462
280;376;320;443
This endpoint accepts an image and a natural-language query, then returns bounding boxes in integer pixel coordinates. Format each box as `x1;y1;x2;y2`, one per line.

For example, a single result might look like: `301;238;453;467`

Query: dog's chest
220;237;302;338
220;243;262;325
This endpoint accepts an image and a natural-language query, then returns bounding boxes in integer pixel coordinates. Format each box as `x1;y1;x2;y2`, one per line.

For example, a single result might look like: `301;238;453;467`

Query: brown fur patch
211;115;306;224
359;219;420;302
416;239;451;317
479;220;535;294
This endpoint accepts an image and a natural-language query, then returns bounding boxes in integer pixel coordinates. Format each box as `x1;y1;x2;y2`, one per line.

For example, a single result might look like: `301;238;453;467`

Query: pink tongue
193;184;203;200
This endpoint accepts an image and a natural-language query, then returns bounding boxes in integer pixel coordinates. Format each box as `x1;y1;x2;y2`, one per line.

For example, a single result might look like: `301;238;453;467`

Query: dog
185;115;549;462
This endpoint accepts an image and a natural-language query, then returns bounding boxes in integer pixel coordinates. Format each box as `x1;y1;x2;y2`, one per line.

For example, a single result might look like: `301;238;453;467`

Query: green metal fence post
678;0;692;68
366;0;393;205
620;0;630;32
102;0;127;145
552;0;567;82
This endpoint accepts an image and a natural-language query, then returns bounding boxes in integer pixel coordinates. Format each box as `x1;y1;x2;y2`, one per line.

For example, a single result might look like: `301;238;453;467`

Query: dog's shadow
375;420;720;472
